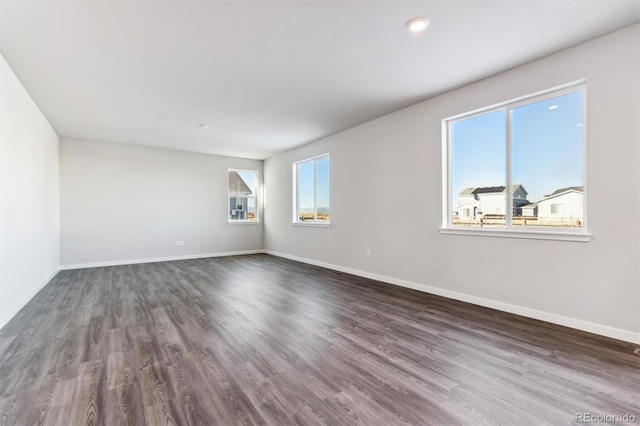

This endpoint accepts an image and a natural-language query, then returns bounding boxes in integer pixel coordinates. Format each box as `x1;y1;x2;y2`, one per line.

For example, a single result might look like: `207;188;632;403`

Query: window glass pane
247;197;256;220
295;155;330;223
297;161;315;221
451;110;506;228
511;92;584;228
228;170;257;221
237;171;257;193
315;156;330;221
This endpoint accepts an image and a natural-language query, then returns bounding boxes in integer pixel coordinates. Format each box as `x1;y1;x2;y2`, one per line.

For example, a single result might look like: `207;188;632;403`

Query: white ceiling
1;1;638;159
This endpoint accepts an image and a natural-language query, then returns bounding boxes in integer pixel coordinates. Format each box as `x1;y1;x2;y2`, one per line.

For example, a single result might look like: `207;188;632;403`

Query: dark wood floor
0;254;637;425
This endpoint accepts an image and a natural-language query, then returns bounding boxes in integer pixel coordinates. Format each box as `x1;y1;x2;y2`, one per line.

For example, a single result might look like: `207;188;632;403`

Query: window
443;82;588;240
228;169;258;222
293;154;330;224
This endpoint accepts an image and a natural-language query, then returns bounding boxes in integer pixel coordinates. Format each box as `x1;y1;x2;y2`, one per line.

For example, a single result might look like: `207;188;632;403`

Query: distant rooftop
228;171;252;195
544;186;583;198
460;184;527;196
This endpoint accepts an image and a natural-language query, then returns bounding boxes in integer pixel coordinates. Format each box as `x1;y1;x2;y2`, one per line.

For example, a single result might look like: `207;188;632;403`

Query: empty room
1;1;639;425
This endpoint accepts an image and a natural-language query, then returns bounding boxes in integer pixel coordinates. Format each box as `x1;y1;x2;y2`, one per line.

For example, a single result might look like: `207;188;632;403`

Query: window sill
292;222;331;228
227;221;261;225
439;227;591;242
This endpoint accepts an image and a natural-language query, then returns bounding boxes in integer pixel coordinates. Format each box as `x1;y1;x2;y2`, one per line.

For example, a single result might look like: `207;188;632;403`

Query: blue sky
298;156;330;213
451;91;583;203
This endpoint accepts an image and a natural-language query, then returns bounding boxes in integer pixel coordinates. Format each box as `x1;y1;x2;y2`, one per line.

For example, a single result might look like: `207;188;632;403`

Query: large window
228;169;258;222
443;82;588;240
293;154;330;224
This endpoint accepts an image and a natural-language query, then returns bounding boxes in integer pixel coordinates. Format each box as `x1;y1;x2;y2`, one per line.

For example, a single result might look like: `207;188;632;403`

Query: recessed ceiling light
198;124;209;128
548;105;559;110
407;17;429;33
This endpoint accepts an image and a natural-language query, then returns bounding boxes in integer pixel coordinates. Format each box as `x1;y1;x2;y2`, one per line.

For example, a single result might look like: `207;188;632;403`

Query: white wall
60;139;263;266
0;54;60;329
264;25;640;343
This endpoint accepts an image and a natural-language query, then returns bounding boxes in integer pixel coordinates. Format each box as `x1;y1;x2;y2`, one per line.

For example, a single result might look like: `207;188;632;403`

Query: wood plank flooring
0;254;638;425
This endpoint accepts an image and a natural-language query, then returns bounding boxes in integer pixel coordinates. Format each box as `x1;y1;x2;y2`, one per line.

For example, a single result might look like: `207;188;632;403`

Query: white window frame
227;168;260;224
292;153;330;227
441;81;591;242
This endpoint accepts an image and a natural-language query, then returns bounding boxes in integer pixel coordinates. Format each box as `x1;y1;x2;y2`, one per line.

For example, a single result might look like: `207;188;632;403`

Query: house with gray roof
537;186;583;223
457;184;529;219
228;170;253;220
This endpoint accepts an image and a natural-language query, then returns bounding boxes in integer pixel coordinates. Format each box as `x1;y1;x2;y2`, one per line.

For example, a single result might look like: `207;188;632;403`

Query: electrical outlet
366;250;371;259
280;239;284;245
176;241;185;247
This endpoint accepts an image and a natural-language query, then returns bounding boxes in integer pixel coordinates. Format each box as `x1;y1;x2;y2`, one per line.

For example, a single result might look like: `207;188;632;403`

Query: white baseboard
265;250;640;344
0;267;60;331
59;250;265;270
28;249;640;344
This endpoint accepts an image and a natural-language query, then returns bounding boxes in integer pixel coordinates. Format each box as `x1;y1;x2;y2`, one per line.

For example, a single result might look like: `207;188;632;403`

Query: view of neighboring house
521;202;538;217
457;184;529;219
455;185;583;226
537;186;584;222
228;170;253;220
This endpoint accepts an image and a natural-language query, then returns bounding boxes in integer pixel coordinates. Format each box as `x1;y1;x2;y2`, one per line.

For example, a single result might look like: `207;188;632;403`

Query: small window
443;81;587;239
293;154;330;224
228;169;258;222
